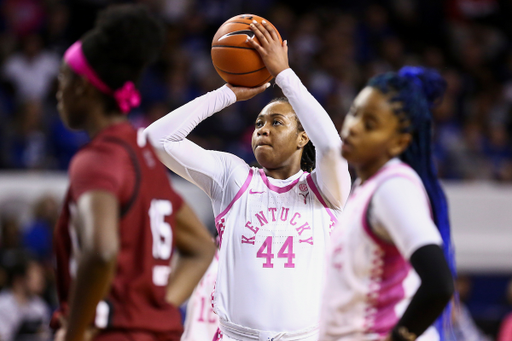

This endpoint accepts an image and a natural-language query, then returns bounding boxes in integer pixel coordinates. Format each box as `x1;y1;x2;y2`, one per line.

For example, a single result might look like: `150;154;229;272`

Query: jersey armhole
362;196;398;253
101;136;141;218
305;173;338;223
361;174;424;254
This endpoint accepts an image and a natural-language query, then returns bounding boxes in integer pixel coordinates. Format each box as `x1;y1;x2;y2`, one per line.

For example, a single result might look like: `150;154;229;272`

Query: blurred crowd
0;0;512;181
1;0;512;339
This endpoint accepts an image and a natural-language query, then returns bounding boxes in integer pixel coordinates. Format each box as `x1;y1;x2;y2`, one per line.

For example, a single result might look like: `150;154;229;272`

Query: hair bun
94;4;164;67
398;66;447;108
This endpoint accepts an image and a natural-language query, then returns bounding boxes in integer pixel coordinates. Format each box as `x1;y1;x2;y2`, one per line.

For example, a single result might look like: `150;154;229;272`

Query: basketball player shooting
145;20;351;341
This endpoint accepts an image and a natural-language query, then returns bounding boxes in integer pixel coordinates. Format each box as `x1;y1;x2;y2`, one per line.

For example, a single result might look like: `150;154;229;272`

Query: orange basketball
211;14;282;87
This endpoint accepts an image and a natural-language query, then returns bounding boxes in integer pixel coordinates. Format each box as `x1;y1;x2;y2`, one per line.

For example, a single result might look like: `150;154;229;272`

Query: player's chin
341;148;356;164
60;109;85;131
57;104;72;128
254;151;275;169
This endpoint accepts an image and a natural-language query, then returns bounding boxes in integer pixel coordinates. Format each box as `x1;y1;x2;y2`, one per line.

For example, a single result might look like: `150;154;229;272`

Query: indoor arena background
0;0;511;340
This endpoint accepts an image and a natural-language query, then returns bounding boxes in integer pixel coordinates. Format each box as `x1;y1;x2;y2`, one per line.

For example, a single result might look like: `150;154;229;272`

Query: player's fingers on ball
246;37;260;48
249;22;268;45
247;38;266;56
255;20;273;43
262;20;278;41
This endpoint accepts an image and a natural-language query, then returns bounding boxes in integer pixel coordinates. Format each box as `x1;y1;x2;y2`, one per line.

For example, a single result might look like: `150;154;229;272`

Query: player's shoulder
0;291;15;308
376;159;421;184
71;140;128;166
69;135;133;181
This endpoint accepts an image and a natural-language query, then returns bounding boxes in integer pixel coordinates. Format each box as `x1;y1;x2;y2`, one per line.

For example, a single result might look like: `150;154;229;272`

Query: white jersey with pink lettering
181;251;219;341
319;159;442;341
213;167;339;338
145;68;351;340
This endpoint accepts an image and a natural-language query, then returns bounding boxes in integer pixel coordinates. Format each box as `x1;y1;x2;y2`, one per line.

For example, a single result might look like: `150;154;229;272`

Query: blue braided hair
368;66;455;340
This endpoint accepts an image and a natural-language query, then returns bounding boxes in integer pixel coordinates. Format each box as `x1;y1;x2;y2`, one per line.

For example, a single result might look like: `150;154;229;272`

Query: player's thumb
253;82;271;95
246;82;270;100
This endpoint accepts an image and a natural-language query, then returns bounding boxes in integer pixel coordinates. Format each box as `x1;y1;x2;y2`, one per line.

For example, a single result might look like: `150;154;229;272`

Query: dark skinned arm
165;202;216;307
64;190;119;341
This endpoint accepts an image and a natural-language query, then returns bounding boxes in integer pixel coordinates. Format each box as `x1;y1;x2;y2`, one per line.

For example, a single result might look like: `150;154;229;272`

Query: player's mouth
255;140;272;148
341;138;353;153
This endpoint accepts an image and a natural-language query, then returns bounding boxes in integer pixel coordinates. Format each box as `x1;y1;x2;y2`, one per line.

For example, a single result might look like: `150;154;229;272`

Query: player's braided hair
368;66;454;340
80;4;164;113
269;97;316;172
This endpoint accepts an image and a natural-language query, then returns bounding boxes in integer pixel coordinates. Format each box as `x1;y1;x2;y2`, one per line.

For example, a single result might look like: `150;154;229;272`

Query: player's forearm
145;85;236;147
166;245;215;307
275;68;341;153
65;253;116;341
390;245;453;340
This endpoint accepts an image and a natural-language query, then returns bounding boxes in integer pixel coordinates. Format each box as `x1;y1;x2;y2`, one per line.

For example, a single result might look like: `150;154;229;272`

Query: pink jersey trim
360;164;432;249
215;168;254;225
361;196;396;252
364;249;409;336
306;174;338;223
212;328;222;341
350;163;410;201
360;164;424;335
258;168;301;193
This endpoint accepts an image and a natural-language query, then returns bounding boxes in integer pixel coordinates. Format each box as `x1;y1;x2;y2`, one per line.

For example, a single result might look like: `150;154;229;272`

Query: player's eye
364;119;376;131
255;121;263;128
273;120;282;126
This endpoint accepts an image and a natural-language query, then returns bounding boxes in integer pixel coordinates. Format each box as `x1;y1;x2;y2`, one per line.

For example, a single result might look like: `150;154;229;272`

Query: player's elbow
432;277;455;305
83;238;120;265
143;126;160;147
317;142;341;157
203;238;216;262
422;273;454;311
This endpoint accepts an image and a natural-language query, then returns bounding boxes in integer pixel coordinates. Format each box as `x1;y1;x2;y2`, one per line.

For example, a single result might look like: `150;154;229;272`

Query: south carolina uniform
145;69;351;340
52;122;184;340
320;159;443;341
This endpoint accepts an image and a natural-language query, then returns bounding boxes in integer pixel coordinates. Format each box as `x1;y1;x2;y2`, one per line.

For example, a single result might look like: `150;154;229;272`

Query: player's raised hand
227;82;270;102
247;20;289;77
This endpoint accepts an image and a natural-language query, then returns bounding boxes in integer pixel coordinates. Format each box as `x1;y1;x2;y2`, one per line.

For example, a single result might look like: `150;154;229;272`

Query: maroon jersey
52;122;184;337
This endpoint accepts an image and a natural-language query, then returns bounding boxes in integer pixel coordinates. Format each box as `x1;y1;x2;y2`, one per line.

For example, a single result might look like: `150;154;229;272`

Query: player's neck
356;156;392;184
85;112;127;138
11;285;29;305
264;163;302;180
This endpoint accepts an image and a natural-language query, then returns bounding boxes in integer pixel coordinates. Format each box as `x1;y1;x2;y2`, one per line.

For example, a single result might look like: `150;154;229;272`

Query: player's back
53;122;183;335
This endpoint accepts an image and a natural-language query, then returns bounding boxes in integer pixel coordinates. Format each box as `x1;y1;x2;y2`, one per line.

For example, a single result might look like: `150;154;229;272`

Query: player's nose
257;122;270;136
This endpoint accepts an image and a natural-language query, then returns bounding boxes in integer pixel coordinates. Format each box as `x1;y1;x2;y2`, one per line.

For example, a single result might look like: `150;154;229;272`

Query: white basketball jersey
181;252;219;341
320;162;439;341
213;167;339;334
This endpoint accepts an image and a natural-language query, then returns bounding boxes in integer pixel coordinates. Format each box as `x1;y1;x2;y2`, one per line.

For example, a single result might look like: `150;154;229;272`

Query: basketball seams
226;21;251;25
214;65;267;75
211;45;256;50
211;14;281;87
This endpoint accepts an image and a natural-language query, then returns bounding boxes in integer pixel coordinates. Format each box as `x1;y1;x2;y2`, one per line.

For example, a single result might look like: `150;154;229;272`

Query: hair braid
368;66;454;341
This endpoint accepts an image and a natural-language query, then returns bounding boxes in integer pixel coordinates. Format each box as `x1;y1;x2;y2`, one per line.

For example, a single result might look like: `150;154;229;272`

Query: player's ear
297;131;309;149
388;132;411;158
